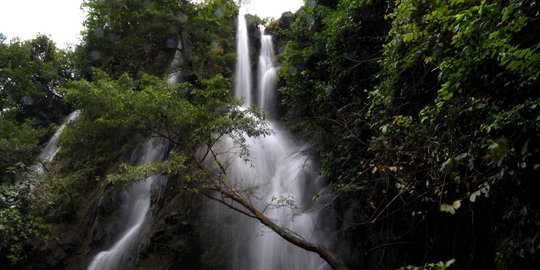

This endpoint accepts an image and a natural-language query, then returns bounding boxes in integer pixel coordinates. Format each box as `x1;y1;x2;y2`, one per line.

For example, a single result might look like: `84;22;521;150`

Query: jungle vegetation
1;0;538;269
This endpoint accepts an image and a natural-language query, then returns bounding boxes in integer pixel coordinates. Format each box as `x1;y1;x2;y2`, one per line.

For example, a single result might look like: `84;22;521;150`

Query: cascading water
212;13;332;270
257;25;277;116
168;38;184;84
31;110;81;186
87;139;168;270
234;11;253;106
87;39;182;270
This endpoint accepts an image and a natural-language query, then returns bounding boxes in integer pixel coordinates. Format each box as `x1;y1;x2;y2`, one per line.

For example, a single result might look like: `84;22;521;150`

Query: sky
0;0;304;49
242;0;303;18
0;0;86;48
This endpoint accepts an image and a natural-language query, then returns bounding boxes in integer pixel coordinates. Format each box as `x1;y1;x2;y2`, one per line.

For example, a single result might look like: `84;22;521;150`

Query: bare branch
201;192;256;218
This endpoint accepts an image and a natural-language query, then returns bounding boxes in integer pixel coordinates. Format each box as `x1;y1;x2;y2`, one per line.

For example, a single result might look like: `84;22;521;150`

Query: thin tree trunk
185;142;351;270
217;185;350;270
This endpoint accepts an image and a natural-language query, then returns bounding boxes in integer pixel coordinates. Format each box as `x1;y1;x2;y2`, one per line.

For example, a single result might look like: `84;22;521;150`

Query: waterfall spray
30;110;81;189
86;139;168;270
234;12;253;106
211;15;333;270
257;25;278;116
86;38;183;270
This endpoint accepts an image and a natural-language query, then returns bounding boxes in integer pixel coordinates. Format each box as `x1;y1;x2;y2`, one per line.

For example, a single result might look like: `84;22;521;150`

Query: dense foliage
78;0;191;77
0;184;47;265
0;35;72;182
78;0;238;80
0;35;71;126
2;0;539;269
278;0;539;269
61;70;265;154
0;34;75;265
1;0;242;267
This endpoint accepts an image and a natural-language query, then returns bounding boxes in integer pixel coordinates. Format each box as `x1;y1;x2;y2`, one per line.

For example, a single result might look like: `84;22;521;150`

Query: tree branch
201;192;257;218
193;147;350;270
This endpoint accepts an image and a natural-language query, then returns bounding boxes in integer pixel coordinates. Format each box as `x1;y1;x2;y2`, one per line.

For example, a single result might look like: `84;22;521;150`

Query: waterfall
257;25;277;116
234;12;253;106
212;13;332;270
87;39;182;270
87;139;168;270
30;110;81;187
168;37;183;83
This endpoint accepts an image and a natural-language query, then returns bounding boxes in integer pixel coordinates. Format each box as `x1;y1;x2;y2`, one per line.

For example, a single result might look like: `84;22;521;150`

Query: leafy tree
0;184;47;266
78;0;194;77
278;0;389;187
185;0;238;79
0;115;41;183
278;0;540;268
78;0;238;80
61;69;350;269
0;34;76;267
0;35;70;126
0;34;74;185
367;0;540;268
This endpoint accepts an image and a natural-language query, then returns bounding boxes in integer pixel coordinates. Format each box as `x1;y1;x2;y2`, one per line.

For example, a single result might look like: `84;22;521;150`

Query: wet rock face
16;182;113;270
135;176;205;270
21;178;207;270
23;179;208;270
21;167;225;270
36;183;127;270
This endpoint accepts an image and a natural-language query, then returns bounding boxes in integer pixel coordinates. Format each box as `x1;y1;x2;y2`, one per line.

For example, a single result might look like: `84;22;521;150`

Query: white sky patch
242;0;303;18
0;0;86;48
0;0;303;48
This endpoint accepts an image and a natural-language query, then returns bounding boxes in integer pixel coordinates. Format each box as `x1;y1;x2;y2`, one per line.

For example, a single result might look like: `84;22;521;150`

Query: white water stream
257;25;278;116
30;110;81;188
211;13;332;270
234;11;253;106
87;40;183;270
87;139;168;270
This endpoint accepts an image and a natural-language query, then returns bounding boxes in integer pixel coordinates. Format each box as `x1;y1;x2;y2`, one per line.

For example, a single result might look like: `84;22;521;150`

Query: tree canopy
0;34;70;266
276;0;540;268
1;0;539;269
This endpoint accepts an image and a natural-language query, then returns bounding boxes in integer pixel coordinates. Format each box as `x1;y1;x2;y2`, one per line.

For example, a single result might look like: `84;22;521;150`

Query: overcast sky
242;0;303;18
0;0;303;48
0;0;85;48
